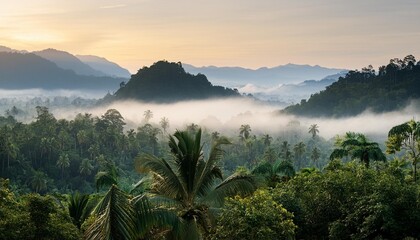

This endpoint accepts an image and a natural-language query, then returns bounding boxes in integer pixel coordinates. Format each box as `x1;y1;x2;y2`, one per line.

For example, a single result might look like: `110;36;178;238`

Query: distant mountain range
0;45;347;102
1;46;130;79
183;63;347;87
238;72;347;103
76;55;131;78
0;52;124;90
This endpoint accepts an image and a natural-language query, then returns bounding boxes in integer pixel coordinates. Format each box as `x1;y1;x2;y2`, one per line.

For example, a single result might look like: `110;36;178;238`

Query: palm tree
57;154;70;179
263;147;277;163
252;160;295;187
211;131;220;142
239;124;251;140
262;134;273;147
84;185;138;240
330;132;386;167
293;142;306;170
68;191;92;229
280;141;293;161
144;110;153;123
311;147;321;168
79;158;94;176
160;117;170;135
308;124;319;138
135;129;257;239
31;171;47;193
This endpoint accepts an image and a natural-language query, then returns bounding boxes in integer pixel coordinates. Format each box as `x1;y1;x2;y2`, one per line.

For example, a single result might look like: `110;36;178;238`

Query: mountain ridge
183;63;347;87
0;52;124;90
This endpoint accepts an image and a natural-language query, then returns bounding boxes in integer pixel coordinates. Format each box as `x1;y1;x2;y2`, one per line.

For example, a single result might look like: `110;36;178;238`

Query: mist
51;98;420;141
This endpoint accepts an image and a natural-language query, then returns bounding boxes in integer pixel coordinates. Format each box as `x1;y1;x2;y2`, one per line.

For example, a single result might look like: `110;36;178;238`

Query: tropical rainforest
284;55;420;117
0;104;419;239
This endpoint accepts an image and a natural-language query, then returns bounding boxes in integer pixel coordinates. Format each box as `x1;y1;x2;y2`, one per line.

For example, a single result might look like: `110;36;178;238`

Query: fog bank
53;98;419;141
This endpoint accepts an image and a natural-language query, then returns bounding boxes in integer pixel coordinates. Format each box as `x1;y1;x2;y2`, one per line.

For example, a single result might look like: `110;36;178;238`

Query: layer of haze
1;0;420;72
52;98;420;141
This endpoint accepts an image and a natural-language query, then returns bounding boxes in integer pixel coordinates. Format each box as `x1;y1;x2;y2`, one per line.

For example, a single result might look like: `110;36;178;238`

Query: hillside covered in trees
284;55;420;117
110;61;241;102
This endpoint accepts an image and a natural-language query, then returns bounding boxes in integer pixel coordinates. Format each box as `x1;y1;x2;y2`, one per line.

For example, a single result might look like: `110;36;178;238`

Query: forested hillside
284;55;420;117
110;61;240;102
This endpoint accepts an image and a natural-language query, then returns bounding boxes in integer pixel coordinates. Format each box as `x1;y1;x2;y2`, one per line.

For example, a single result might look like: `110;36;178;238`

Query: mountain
238;71;347;103
283;55;420;117
183;63;347;87
0;52;124;90
76;55;131;78
0;45;28;53
33;48;107;77
109;61;240;103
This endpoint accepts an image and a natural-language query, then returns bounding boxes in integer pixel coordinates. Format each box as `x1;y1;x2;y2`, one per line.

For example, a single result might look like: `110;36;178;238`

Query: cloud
100;4;127;9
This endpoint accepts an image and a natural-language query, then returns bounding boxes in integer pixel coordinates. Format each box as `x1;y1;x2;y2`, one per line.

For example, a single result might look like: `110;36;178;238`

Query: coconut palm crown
135;128;257;238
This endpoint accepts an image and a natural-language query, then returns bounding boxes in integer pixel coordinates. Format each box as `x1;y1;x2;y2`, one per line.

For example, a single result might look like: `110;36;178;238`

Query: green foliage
284;55;420;117
0;179;80;240
212;189;296;240
274;162;420;239
387;119;420;181
68;191;92;228
330;132;386;167
85;185;138;240
135;129;258;239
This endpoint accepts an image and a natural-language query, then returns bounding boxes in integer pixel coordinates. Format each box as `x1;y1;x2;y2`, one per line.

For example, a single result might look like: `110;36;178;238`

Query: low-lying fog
1;89;418;141
59;98;419;141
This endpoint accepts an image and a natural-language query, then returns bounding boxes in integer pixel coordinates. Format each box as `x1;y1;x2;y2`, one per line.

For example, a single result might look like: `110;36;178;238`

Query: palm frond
330;148;349;160
203;173;258;206
129;175;151;194
135;154;186;200
95;171;118;192
131;194;154;237
251;161;273;176
85;185;137;240
275;160;296;177
193;136;229;198
68;191;91;229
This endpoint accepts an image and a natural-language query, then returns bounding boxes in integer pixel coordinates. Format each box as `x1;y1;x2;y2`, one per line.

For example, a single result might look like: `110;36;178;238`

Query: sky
1;0;420;73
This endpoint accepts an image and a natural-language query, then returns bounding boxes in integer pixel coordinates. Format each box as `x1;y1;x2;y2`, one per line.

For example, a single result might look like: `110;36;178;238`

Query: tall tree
387;119;420;182
252;160;295;187
280;141;293;161
311;147;321;168
239;124;251;140
330;132;386;167
56;154;70;179
144;110;153;123
308;124;319;138
159;117;169;135
262;134;273;147
135;129;257;239
293;142;306;170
